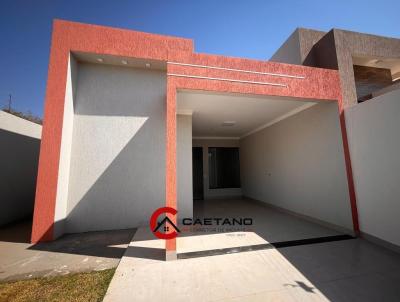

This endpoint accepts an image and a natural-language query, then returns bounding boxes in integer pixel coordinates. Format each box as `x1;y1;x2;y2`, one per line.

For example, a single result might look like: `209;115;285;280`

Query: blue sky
1;0;399;117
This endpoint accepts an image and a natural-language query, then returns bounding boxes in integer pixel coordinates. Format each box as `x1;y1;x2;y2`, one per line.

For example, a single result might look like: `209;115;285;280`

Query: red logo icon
150;207;180;239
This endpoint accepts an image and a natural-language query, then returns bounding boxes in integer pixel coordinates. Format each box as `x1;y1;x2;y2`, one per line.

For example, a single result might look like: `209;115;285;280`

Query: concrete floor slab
145;199;342;257
127;199;343;257
177;199;342;254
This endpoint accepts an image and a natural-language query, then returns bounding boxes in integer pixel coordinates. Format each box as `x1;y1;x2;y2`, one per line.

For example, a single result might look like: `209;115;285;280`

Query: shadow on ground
29;228;136;259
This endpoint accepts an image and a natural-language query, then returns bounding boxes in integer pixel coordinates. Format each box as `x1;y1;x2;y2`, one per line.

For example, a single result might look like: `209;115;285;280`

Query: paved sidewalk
0;220;135;281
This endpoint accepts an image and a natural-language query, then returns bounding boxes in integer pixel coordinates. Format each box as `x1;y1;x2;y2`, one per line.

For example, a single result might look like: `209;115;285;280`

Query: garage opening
176;90;354;256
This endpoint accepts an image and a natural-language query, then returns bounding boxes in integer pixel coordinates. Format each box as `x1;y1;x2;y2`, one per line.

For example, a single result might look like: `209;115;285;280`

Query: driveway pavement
104;199;400;302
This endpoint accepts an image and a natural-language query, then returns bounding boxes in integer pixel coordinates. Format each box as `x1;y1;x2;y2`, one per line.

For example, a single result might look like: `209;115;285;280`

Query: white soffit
177;91;317;138
72;52;166;71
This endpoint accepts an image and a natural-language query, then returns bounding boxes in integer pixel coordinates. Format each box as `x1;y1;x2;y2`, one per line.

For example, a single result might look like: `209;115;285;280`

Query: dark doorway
208;147;241;189
192;147;204;200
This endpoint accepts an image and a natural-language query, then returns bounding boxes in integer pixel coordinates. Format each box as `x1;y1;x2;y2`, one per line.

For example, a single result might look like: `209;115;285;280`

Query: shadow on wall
29;121;159;243
66;119;165;233
0;129;40;227
63;63;167;236
31;63;167;243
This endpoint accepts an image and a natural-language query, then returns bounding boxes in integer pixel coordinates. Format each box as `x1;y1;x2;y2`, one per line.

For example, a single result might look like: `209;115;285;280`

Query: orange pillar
165;79;177;260
31;25;69;243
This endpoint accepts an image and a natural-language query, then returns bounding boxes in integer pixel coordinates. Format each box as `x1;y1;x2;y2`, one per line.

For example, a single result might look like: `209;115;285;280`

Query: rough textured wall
333;29;400;108
270;29;302;65
297;28;327;64
270;28;326;65
66;63;166;233
303;30;338;70
272;27;400;109
346;89;400;246
177;114;193;219
240;103;353;231
192;139;242;199
0;111;41;226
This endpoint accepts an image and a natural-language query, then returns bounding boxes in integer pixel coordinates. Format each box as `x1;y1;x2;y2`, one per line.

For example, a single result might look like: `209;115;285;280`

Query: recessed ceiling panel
177;91;316;137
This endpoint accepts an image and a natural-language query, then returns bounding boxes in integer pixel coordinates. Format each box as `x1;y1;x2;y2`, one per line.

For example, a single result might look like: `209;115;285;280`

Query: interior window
208;147;241;189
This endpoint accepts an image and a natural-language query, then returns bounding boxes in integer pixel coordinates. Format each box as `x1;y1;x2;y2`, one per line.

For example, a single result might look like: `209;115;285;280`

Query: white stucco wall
177;114;193;218
192;138;242;199
65;62;167;233
0;111;41;226
53;54;77;238
346;89;400;246
240;102;353;231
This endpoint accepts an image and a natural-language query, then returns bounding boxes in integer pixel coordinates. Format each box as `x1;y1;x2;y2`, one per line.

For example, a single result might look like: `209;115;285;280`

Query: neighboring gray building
271;28;400;107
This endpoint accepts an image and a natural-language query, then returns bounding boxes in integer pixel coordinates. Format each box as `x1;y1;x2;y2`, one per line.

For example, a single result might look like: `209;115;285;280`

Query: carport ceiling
177;91;316;138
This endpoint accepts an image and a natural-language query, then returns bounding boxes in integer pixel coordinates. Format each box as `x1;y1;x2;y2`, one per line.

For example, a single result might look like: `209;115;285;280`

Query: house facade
32;20;400;259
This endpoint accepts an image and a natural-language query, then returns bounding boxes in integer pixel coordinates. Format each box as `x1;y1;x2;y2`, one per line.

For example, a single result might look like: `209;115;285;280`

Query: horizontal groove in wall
167;61;306;79
167;73;288;87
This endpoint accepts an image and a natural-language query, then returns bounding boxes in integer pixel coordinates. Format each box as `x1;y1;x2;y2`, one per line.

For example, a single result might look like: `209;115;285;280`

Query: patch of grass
0;268;115;302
